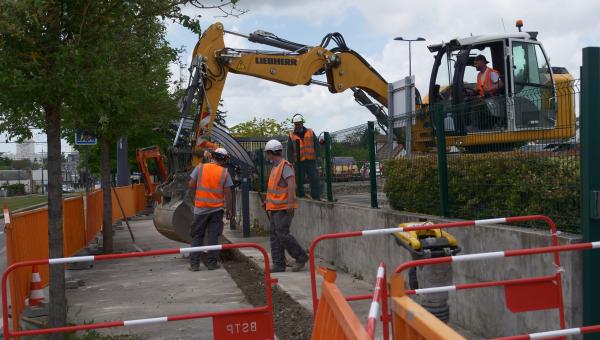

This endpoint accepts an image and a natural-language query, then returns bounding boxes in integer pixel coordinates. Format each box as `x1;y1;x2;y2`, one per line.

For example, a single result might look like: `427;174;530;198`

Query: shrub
384;153;580;233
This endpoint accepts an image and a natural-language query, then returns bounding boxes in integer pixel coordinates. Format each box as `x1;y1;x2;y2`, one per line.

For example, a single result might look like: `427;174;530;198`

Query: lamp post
393;37;426;76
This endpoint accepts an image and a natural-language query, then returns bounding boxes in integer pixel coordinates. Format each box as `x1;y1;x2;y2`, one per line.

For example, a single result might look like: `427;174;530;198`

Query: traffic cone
27;265;45;307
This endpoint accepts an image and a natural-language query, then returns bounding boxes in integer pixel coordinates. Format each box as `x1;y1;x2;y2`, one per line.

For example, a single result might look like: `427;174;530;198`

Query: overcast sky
2;0;598;154
169;0;599;134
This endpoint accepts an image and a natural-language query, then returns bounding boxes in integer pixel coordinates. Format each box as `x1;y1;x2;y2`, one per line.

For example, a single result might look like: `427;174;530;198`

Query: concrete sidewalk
66;218;253;339
223;225;484;339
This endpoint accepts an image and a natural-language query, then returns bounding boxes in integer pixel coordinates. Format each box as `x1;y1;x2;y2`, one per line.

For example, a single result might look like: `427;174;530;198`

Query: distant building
15;139;36;162
0;170;33;193
63;152;80;185
31;169;48;193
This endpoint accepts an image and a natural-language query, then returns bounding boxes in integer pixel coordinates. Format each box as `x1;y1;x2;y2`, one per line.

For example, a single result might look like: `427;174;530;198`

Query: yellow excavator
153;21;576;242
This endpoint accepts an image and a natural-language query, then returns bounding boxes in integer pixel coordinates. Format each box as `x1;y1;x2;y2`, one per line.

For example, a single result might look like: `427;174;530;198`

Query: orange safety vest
194;163;228;208
477;67;501;97
289;128;316;161
266;160;298;211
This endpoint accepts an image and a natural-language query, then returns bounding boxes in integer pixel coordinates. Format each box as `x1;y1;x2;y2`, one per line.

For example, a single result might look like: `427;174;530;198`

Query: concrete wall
241;191;583;338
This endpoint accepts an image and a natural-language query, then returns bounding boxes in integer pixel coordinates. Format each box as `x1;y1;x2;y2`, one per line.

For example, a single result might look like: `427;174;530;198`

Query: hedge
384;153;580;233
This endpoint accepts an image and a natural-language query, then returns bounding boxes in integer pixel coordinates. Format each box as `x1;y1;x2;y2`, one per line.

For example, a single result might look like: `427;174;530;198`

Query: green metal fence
239;78;581;232
385;79;580;232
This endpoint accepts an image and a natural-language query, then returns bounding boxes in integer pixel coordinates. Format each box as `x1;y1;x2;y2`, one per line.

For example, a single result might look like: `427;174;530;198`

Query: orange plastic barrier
4;196;88;334
86;189;103;244
111;186;136;223
389;274;465;340
311;268;370;340
133;183;146;213
3;207;50;334
63;196;86;256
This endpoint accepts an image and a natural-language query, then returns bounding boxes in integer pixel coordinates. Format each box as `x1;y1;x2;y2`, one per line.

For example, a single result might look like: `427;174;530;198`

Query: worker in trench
264;139;309;272
188;148;233;271
287;113;321;200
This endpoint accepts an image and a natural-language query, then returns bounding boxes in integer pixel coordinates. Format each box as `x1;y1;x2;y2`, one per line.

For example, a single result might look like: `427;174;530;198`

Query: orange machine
135;146;168;199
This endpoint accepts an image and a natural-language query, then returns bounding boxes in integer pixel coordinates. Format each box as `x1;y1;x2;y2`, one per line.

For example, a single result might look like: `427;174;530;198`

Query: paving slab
67;218;253;339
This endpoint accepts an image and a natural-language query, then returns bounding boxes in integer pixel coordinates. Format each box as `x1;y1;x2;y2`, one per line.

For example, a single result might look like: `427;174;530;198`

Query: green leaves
384;153;580;233
230;117;290;137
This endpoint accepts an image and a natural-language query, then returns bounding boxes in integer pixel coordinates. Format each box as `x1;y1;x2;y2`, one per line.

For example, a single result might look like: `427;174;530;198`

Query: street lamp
393;37;426;76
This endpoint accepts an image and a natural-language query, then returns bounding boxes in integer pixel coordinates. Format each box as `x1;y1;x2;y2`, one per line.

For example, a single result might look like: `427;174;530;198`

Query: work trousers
190;210;224;266
269;210;308;267
298;160;321;200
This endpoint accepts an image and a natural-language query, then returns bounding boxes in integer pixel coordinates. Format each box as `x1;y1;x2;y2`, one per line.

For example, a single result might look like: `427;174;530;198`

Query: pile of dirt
222;251;313;340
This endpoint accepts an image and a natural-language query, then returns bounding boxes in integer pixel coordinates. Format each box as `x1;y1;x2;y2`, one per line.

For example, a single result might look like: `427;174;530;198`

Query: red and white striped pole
366;262;386;338
2;243;276;339
395;241;600;275
492;324;600;340
309;215;560;315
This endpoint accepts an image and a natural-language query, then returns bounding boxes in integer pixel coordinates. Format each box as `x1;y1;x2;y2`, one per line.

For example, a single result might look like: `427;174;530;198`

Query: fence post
295;141;304;198
324;132;334;202
433;105;449;217
257;149;266;192
241;166;250;238
367;121;378;208
581;46;600;339
387;82;395;159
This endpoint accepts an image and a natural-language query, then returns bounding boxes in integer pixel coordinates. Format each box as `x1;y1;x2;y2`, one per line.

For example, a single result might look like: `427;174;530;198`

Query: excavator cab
427;29;575;147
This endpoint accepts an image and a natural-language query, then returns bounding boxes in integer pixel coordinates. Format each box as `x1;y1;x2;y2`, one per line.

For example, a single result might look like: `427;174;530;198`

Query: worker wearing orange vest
287;113;321;200
187;148;233;271
264;139;308;273
474;54;502;97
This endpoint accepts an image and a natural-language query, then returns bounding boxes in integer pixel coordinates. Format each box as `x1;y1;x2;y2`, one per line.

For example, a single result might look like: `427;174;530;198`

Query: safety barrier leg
2;243;277;339
309;215;563;320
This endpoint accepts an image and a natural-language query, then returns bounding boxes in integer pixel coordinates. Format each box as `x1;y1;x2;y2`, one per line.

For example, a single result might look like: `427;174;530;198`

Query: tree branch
185;1;248;18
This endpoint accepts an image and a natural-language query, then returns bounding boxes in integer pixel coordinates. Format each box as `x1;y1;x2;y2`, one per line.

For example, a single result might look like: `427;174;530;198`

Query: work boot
207;262;221;271
291;259;306;272
188;264;200;272
271;264;286;273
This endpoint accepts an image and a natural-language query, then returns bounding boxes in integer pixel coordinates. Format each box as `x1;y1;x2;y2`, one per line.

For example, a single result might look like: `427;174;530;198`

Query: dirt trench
222;250;313;340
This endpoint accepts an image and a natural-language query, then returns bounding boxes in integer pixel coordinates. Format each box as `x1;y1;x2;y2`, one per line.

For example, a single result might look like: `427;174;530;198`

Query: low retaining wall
241;191;582;338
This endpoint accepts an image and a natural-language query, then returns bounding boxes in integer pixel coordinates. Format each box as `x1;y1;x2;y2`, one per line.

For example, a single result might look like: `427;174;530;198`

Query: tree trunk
46;105;66;338
100;136;113;253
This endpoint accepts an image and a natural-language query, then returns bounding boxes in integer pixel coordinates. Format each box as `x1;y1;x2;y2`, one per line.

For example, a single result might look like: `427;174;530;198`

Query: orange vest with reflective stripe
477;67;500;97
266;160;298;211
289;128;316;161
194;163;228;208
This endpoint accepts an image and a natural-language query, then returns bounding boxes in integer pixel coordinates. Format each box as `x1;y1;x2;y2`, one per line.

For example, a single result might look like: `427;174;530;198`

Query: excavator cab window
510;41;556;129
457;41;508;133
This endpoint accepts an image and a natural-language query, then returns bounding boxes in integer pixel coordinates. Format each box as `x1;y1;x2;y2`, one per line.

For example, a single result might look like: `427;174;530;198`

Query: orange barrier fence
63;196;86;256
311;267;371;340
133;184;146;213
86;189;103;244
3;184;147;333
389;274;465;340
3;207;50;334
111;184;146;223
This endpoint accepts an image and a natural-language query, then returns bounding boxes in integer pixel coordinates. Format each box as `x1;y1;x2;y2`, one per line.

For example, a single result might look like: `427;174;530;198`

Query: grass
0;194;48;213
0;193;83;215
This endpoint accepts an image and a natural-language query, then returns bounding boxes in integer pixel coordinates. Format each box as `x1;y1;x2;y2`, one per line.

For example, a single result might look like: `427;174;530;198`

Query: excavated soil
222;250;313;340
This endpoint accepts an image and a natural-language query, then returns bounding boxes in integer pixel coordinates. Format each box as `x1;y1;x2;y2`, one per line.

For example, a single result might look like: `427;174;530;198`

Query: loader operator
264;139;309;273
188;147;233;271
287;114;321;200
474;54;502;97
465;55;505;131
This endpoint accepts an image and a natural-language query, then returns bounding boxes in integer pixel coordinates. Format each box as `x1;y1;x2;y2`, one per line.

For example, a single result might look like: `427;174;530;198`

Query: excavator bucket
152;126;255;243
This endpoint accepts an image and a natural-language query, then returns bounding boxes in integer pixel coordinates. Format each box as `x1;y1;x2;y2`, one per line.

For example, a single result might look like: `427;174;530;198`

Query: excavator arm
186;22;389;155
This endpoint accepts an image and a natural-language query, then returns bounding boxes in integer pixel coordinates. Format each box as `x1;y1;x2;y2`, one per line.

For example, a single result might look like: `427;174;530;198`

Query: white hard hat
291;113;304;123
265;139;283;152
213;147;228;157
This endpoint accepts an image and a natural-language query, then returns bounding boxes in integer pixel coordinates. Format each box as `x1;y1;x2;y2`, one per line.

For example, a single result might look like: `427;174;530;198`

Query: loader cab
428;32;559;137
